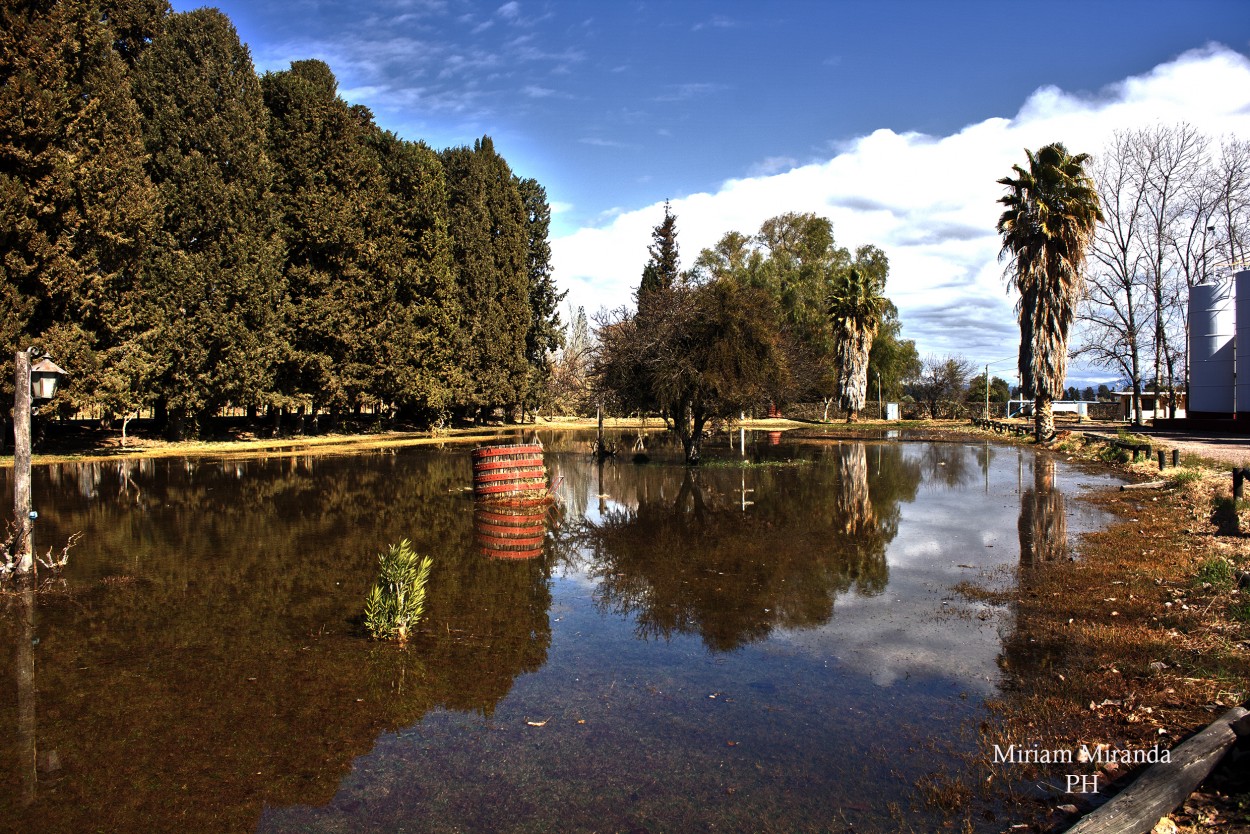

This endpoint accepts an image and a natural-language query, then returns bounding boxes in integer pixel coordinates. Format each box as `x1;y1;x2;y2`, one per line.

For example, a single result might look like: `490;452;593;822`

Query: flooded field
0;430;1124;832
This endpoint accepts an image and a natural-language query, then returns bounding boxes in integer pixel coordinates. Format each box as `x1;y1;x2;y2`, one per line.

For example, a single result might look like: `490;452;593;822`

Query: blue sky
172;0;1250;383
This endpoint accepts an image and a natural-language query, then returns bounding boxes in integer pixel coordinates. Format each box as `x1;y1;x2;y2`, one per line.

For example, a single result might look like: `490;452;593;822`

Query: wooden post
1157;450;1166;470
1172;449;1180;468
1235;468;1246;500
13;349;33;576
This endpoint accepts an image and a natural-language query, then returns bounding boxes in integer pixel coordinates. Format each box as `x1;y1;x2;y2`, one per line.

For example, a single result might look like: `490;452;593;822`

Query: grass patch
1167;467;1205;487
1194;555;1236;590
1098;444;1131;464
1229;601;1250;624
1116;428;1152;445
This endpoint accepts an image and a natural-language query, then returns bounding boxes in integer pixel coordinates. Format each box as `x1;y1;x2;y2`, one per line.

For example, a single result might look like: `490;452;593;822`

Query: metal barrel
471;444;547;500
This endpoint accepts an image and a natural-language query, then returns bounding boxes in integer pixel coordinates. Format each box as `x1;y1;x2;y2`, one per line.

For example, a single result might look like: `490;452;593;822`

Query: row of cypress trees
1;0;562;437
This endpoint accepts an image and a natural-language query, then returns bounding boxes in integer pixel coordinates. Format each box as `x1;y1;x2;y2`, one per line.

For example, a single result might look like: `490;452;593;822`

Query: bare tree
1079;130;1151;425
1080;125;1250;422
907;354;973;419
1137;124;1207;415
1211;136;1250;267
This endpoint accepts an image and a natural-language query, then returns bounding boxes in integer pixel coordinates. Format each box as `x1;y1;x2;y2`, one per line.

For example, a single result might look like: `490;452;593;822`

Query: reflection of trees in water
1018;455;1068;565
576;442;921;651
916;442;975;488
0;450;555;832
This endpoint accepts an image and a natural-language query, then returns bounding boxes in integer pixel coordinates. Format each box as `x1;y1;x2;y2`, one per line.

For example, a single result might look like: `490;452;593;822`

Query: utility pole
985;363;990;420
14;349;32;575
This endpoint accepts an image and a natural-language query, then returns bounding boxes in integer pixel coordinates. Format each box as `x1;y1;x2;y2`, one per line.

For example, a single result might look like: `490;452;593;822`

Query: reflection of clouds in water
776;571;1007;694
774;447;1123;693
550;441;1123;692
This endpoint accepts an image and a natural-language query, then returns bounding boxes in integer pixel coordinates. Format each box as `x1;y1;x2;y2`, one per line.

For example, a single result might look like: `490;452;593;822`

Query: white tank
1236;271;1250;416
1190;278;1235;416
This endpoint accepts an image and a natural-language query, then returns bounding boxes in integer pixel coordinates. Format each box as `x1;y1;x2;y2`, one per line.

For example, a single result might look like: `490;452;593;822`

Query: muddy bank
949;430;1250;833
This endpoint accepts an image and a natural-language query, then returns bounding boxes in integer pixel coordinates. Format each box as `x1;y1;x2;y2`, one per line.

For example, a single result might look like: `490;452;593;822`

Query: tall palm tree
829;267;886;422
997;143;1102;441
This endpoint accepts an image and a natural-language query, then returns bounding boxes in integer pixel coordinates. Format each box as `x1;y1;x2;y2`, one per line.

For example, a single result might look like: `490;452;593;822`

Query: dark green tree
264;61;400;425
439;137;530;419
369;129;462;423
516;177;564;419
598;208;788;463
638;200;680;308
133;8;285;437
0;0;159;414
102;0;170;67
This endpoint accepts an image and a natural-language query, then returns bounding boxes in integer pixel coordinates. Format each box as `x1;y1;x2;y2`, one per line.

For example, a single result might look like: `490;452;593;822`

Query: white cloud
551;45;1250;370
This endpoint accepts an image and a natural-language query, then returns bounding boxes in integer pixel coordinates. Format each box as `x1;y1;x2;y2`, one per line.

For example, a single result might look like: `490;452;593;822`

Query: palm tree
829;267;886;422
997;143;1102;442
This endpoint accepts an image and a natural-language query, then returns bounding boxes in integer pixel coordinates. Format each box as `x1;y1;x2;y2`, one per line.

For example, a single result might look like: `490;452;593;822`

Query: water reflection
0;436;1121;833
1019;455;1069;564
567;443;919;651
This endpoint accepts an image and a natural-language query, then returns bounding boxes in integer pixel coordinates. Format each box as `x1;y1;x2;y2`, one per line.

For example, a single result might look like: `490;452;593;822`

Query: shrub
1167;468;1204;488
364;539;433;643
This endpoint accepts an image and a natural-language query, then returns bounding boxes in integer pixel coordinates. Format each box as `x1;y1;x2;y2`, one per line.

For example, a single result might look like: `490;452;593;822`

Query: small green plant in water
364;539;433;643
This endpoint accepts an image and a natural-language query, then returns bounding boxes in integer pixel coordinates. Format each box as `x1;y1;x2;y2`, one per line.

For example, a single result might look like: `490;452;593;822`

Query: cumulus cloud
551;45;1250;368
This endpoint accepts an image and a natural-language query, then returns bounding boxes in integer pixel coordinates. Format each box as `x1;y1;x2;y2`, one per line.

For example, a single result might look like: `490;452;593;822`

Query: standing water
0;431;1123;832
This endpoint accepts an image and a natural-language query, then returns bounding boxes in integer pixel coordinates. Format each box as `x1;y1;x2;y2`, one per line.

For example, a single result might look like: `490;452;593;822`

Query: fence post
1235;468;1245;500
1158;450;1166;470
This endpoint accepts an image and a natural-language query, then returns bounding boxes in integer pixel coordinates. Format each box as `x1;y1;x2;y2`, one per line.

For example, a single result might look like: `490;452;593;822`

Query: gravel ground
1083;425;1250;468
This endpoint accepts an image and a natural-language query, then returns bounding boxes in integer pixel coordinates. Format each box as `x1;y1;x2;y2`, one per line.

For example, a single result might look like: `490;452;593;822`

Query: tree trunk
679;407;706;465
1034;396;1055;442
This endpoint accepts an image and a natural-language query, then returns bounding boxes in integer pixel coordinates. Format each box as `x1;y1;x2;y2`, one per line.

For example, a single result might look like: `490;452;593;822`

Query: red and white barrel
471;444;548;501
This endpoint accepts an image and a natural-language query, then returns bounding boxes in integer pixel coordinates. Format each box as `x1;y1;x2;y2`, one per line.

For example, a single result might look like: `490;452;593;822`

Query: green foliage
133;8;284;435
516;177;564;415
599;208;793;462
1228;601;1250;624
440;137;531;416
639;200;681;303
0;0;159;403
1193;555;1235;591
364;540;433;642
1166;468;1204;487
0;4;551;433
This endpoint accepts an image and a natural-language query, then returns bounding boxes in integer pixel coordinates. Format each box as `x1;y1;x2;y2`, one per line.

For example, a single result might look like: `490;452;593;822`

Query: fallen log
1064;705;1248;834
1120;480;1168;491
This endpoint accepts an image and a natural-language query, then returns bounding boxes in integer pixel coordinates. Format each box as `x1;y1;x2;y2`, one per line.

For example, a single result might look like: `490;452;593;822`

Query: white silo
1238;271;1250;417
1189;278;1236;416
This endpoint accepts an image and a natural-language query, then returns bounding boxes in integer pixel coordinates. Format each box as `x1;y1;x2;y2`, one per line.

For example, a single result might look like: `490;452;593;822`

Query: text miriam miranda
993;743;1171;765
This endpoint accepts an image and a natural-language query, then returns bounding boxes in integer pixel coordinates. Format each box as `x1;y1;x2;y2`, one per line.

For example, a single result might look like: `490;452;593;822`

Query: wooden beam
1065;706;1248;834
1120;480;1168;491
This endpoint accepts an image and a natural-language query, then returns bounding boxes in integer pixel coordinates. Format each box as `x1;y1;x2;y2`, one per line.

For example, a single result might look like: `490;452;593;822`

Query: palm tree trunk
1033;396;1055;442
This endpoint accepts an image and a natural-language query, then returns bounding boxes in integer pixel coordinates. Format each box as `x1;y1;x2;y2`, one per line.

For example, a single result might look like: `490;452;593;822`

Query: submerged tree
997;142;1102;442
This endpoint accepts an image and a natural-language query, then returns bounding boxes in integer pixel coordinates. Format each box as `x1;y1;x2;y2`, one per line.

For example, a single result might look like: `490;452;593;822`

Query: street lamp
13;349;65;576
